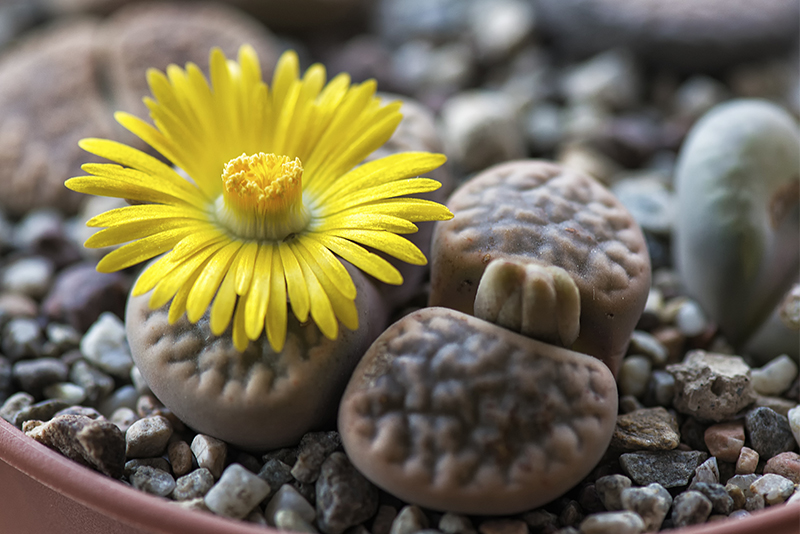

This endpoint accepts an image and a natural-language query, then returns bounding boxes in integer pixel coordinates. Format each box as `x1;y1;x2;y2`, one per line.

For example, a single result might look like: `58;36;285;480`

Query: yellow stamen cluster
217;152;309;240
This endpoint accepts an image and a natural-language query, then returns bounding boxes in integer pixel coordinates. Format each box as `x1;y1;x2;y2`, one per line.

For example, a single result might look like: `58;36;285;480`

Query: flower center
216;152;310;240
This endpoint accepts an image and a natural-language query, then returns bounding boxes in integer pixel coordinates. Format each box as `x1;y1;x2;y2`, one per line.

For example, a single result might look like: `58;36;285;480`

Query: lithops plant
429;160;651;375
673;99;800;353
338;303;618;514
127;262;387;450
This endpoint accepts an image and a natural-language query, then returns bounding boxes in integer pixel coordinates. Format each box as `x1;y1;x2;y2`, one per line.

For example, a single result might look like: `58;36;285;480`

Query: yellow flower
66;45;452;352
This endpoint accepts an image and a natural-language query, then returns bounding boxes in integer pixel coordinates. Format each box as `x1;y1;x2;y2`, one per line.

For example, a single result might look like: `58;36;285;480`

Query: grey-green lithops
673;99;799;351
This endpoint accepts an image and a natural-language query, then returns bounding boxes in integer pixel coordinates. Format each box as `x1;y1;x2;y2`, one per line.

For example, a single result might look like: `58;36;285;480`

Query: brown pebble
735;447;759;475
24;414;125;478
764;451;800;484
704;422;745;463
339;307;618;514
168;440;194;477
610;407;680;451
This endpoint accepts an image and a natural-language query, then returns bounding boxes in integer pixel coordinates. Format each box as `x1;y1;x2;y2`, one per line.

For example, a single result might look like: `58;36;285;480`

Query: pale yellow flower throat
216;152;310;240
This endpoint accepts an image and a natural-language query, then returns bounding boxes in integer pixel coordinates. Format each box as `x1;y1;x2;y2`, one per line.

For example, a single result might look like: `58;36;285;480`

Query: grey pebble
619;450;708;488
204;463;271;519
265;484;316;526
258;458;294;499
43;382;86;404
124;457;171;478
12;357;68;395
69;360;115;406
594;474;632;511
291;430;342;484
167;440;193;477
675;300;708;337
45;322;81;351
129;465;176;497
578;510;645;534
618;355;652;398
0;356;12;401
611;177;674;236
439;512;476;534
1;256;53;298
191;434;227;479
745;407;796;459
80;312;132;378
620;483;672;531
275;509;320;533
559;500;584;527
645;370;675;408
671;490;712;528
0;391;33;422
125;415;173;458
110;407;137;433
2;318;43;360
97;385;139;418
689;457;719;489
628;331;669;366
173;468;215;501
390;505;429;534
316;452;379;534
693;482;734;515
54;405;103;420
13;399;70;426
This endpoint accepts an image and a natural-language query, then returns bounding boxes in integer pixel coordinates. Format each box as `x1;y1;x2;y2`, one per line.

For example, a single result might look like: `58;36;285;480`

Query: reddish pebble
764;452;800;484
704;422;745;463
735;447;759;475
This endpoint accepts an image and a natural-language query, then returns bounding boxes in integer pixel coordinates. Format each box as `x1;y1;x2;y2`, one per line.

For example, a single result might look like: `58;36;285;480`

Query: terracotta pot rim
1;418;798;533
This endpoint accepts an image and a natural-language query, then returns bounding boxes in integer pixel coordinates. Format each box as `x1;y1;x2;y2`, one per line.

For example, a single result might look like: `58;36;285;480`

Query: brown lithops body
127;263;387;451
338;307;618;515
429;160;651;375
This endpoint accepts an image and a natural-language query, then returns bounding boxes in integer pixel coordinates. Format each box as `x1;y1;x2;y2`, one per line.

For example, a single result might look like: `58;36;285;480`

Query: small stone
265;484;316;526
439;90;526;173
172;497;209;512
129;465;176;497
693;482;734;515
667;351;756;421
611;407;680;451
191;434;227;479
736;447;759;475
389;505;429;534
372;505;398;534
729;510;751;519
468;0;534;62
753;395;797;417
167;441;193;477
751;354;798;396
275;509;320;533
315;452;378;534
440;513;476;534
645;371;676;407
45;323;81;352
0;391;33;423
671;490;712;528
578;511;644;534
628;331;669;366
559;500;584;527
204;463;271;519
745;407;796;459
522;509;558;532
750;473;795;505
674;76;730;119
54;405;103;420
245;509;268;526
13;399;70;426
561;49;641;110
1;256;54;298
42;263;129;333
23;414;125;478
704;422;745;463
618;396;644;414
594;475;632;511
619;450;708;488
124;458;171;478
675;300;708;336
689;457;720;489
43;382;86;405
258;459;294;499
2;318;43;361
620;483;671;531
0;292;38;320
125;415;172;458
577;483;605;514
173;468;215;501
110;407;137;433
12;357;68;395
611;176;675;236
789;406;800;448
69;360;115;406
726;483;747;510
764;451;800;484
80;312;132;379
618;356;652;398
479;519;529;534
291;431;342;484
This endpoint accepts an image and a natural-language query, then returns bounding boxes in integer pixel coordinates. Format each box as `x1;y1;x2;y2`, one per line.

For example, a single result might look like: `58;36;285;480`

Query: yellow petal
168;260;206;325
266;249;288;352
96;226;200;272
231;292;250;352
210;266;238;336
290;242;337;340
326;229;427;265
293;235;355;299
352;198;454;222
314;213;418;234
318;178;443;217
244;244;274;340
307;233;403;285
233;241;259;295
186;240;242;323
149;241;226;309
279;242;310;323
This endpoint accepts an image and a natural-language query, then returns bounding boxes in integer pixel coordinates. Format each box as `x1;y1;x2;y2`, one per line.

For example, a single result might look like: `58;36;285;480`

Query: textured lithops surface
674;99;800;353
338;307;618;514
429;160;651;375
126;264;387;451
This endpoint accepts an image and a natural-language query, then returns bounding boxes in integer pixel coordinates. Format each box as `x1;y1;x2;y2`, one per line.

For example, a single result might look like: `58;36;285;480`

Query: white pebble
1;257;54;298
579;510;644;534
619;355;652;398
751;354;798;396
80;312;132;378
204;464;271;519
787;406;800;450
264;484;316;525
750;473;795;505
675;300;708;336
191;434;227;479
43;382;86;405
